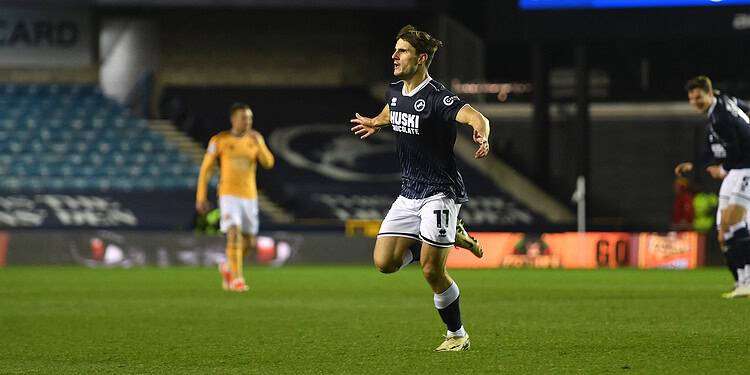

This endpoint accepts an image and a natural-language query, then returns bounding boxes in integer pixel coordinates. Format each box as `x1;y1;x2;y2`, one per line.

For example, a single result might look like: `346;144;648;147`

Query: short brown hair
396;25;444;68
685;76;712;93
229;102;251;116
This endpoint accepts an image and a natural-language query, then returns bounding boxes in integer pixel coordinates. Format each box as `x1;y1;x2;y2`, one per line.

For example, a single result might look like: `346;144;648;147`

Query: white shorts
219;195;259;235
717;168;750;225
377;194;461;248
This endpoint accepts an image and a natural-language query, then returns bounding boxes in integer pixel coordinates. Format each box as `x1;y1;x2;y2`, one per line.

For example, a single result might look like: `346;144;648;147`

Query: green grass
0;266;748;374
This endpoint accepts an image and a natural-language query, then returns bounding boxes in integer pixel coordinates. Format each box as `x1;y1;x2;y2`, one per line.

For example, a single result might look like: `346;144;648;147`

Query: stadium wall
1;230;374;267
0;6;97;84
0;68;98;84
0;230;707;269
156;10;396;88
152;10;479;92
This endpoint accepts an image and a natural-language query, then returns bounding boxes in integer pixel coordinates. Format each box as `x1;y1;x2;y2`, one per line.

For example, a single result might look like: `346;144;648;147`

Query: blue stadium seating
0;83;198;192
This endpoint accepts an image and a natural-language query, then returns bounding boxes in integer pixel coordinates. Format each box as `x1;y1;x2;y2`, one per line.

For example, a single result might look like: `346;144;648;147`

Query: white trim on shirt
401;74;433;97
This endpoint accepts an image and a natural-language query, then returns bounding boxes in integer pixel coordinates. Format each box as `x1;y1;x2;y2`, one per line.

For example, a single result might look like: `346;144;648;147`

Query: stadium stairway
149;120;204;163
149;119;294;224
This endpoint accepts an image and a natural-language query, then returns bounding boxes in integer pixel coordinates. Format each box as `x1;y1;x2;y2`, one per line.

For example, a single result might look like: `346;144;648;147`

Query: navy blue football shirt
386;76;469;203
704;94;750;170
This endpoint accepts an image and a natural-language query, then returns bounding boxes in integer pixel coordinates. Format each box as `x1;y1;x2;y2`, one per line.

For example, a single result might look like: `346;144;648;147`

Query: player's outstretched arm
196;145;218;214
252;131;275;169
456;104;490;159
350;104;390;139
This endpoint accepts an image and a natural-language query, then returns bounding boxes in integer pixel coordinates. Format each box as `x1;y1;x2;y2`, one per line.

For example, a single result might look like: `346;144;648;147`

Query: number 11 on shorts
434;209;449;228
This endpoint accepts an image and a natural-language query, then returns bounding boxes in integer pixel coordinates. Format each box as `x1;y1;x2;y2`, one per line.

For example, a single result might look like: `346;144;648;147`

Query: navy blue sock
434;282;463;333
724;224;750;282
724;248;741;282
408;242;421;264
437;296;462;332
724;245;742;282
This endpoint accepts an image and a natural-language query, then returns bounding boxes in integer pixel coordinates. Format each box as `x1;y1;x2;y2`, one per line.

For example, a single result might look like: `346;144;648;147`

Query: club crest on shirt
414;99;426;112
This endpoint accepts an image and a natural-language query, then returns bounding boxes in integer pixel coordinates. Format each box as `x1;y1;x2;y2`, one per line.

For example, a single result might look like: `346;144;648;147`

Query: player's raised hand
473;131;489;159
674;162;693;177
350;113;379;139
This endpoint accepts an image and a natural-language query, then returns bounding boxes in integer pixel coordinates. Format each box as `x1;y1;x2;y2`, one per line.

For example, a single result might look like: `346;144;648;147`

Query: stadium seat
0;83;197;192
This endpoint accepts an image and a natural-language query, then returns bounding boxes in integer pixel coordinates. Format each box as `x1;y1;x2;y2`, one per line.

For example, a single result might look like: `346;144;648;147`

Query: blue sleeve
737;98;750;114
434;90;466;124
712;114;741;167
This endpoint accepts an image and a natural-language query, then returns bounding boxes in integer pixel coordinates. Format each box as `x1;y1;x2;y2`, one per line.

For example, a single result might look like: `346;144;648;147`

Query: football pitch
1;266;747;374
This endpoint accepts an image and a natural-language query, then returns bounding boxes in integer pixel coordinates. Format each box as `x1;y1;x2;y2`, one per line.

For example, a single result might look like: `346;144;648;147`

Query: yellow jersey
196;130;274;201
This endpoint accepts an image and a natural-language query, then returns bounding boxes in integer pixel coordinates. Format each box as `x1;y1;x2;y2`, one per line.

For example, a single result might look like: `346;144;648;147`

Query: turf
0;266;748;374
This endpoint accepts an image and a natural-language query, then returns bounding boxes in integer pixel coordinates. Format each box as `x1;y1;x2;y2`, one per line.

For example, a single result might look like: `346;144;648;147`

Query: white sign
0;194;137;227
0;7;93;67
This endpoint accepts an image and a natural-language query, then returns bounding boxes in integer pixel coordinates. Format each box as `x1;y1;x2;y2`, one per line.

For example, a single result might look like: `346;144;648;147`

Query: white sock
448;325;467;338
399;250;414;270
433;282;460;309
742;266;750;287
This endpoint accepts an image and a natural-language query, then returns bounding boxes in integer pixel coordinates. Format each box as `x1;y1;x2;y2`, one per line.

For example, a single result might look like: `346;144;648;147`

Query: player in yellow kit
196;103;275;292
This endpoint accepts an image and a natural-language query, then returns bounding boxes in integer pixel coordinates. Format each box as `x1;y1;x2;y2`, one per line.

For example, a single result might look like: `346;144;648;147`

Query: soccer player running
350;25;489;351
675;76;750;298
196;103;275;292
